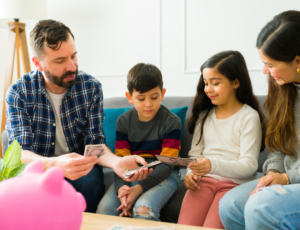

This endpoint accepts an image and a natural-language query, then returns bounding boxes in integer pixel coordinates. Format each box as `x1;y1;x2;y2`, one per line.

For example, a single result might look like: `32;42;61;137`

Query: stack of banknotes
123;155;197;179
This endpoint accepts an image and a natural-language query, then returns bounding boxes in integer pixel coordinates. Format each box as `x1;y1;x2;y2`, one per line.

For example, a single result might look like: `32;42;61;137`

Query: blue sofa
2;95;268;223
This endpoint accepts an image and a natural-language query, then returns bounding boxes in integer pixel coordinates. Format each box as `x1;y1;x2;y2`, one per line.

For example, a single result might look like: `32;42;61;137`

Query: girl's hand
184;173;200;190
188;158;211;176
249;173;289;197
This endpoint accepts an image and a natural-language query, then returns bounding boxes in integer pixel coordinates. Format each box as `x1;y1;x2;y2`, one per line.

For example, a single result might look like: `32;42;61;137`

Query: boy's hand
113;155;153;182
188;158;211;176
117;185;131;216
117;184;143;217
184;173;200;190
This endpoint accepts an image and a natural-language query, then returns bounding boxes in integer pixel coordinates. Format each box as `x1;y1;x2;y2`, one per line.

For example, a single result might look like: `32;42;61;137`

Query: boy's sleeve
160;116;181;158
114;116;131;193
115;116;131;157
138;116;181;192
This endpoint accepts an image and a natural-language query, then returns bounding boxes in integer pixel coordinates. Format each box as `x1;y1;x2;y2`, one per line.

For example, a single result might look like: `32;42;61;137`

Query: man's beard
43;68;78;88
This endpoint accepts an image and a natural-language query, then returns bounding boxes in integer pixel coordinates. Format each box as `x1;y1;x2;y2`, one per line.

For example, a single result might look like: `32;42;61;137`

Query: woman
219;10;300;230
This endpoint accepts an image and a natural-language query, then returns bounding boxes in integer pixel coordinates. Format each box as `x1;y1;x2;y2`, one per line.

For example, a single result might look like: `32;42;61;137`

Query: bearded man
5;20;150;213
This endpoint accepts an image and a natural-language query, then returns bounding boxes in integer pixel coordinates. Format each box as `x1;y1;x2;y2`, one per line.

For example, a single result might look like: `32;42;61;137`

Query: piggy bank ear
39;167;64;194
23;161;44;175
77;192;87;212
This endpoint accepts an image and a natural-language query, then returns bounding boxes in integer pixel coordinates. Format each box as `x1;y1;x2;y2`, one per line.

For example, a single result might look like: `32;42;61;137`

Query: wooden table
80;213;222;230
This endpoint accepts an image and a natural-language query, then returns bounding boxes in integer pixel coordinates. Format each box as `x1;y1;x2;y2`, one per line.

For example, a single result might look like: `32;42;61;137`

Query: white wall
0;0;299;123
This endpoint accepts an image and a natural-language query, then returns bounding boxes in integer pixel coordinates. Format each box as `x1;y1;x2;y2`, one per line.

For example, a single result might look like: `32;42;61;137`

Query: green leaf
8;163;29;178
3;140;21;169
3;166;16;179
0;173;3;181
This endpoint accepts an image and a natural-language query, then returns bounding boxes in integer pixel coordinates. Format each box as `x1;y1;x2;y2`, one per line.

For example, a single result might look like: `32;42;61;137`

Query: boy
97;63;182;221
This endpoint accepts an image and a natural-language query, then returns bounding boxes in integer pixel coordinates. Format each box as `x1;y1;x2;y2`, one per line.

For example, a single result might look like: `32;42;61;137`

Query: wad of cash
123;156;198;179
123;160;162;179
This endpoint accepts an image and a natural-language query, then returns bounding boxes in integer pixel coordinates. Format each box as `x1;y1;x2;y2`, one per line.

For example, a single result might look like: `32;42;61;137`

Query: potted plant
0;140;28;181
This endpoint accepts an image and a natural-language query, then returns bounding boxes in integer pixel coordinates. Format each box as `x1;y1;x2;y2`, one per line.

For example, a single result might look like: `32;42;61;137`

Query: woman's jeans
97;170;181;221
66;164;105;213
219;179;300;230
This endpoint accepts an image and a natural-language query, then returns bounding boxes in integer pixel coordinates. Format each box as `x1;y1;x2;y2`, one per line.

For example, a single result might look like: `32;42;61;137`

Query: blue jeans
66;164;105;213
97;170;181;221
219;179;300;230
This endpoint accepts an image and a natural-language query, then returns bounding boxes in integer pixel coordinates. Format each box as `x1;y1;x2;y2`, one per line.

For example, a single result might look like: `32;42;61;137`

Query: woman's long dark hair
257;10;300;155
188;51;266;151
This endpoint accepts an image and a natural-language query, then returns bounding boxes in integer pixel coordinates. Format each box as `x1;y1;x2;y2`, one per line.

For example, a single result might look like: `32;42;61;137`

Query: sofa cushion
103;107;131;153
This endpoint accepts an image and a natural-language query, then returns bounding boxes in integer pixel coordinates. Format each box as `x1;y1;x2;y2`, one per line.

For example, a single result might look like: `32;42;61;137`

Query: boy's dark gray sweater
114;105;181;193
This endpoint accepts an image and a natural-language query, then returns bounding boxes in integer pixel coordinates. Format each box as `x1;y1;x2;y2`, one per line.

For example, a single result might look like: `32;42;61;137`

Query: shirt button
53;123;56;126
52;142;55;145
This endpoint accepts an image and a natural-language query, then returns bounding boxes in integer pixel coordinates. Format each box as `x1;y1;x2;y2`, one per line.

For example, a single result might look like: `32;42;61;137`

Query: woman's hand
188;158;211;176
184;173;200;190
249;172;289;197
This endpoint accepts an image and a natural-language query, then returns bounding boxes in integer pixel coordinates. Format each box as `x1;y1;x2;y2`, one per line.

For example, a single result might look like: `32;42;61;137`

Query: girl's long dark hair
188;51;266;151
256;10;300;155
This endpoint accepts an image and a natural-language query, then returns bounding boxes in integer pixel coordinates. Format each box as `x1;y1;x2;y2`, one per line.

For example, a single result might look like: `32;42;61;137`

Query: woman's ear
125;92;134;104
295;55;300;68
233;78;240;89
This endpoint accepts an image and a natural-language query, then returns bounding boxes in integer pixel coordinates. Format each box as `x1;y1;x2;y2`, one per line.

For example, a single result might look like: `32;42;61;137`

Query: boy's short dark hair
30;19;74;59
127;63;163;95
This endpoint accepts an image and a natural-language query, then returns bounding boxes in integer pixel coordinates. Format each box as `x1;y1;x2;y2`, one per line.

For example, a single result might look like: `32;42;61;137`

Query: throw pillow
103;107;131;153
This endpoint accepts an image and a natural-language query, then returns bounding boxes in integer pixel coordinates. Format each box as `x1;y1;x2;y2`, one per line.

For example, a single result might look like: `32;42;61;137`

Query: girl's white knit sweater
187;104;262;184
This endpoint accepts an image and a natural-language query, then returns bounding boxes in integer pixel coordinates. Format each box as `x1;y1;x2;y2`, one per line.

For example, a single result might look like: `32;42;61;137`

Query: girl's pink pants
178;176;238;229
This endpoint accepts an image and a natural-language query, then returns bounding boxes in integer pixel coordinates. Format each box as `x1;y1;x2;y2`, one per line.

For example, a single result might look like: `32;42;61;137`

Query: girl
220;10;300;230
177;51;266;229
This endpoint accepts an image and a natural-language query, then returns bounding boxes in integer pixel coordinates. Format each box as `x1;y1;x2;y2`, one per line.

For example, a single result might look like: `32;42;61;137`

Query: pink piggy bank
0;161;86;230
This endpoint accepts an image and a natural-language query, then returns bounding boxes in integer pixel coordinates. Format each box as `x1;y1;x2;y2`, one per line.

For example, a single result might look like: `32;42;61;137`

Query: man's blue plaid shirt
5;70;106;157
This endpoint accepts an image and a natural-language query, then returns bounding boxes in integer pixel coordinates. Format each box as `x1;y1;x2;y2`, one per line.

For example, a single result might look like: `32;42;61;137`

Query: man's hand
117;184;143;217
53;153;98;180
113;155;153;182
188;158;211;176
184;173;200;190
249;172;288;197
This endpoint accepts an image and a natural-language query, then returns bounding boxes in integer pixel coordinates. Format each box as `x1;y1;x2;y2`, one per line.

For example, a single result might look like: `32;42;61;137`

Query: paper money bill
156;155;197;166
84;144;105;158
123;160;162;179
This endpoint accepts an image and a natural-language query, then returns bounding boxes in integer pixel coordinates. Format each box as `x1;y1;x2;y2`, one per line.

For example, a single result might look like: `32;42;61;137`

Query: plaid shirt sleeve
5;84;34;152
83;80;106;145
